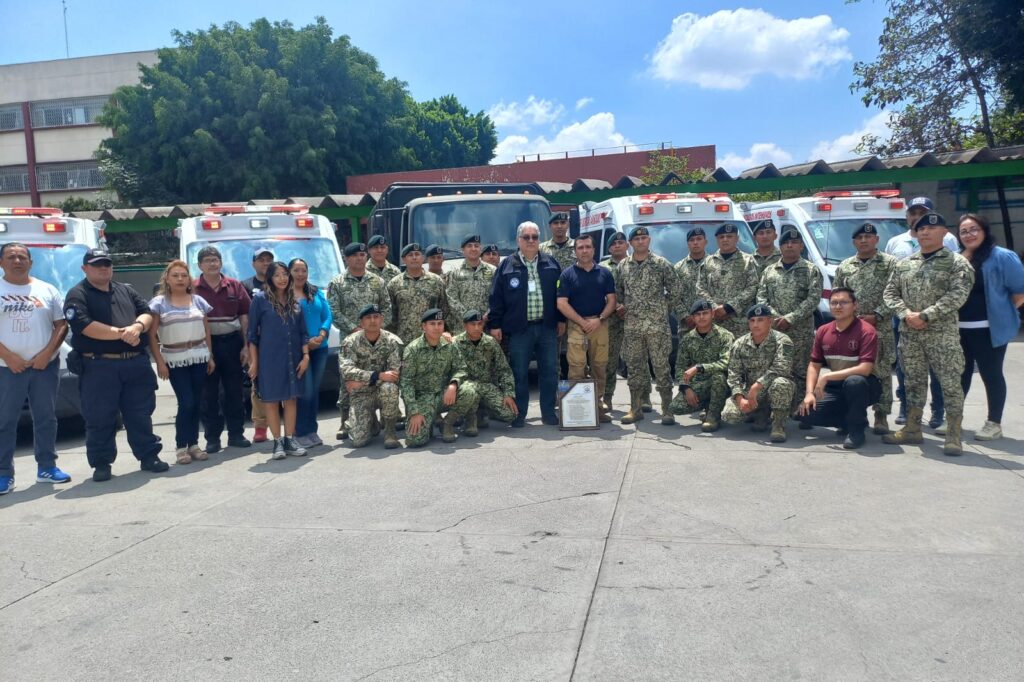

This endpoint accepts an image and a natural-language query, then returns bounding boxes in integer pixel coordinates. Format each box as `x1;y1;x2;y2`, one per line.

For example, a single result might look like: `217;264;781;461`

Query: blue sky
2;1;896;175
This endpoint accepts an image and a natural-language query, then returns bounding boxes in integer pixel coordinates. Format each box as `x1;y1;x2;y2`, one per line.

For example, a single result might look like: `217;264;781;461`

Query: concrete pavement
2;339;1023;680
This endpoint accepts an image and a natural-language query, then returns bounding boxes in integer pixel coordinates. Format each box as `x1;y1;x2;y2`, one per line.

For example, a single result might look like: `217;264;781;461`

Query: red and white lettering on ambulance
743;210;773;222
579;212;607;229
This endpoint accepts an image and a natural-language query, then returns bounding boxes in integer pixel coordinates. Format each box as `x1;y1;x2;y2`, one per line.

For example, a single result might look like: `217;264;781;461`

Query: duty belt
82;351;142;360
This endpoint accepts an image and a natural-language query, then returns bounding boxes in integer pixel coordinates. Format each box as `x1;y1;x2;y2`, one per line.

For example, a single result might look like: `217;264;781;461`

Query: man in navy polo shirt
556;234;617;423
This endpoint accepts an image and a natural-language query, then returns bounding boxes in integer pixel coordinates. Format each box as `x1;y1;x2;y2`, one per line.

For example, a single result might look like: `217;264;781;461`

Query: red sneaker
253;427;268;443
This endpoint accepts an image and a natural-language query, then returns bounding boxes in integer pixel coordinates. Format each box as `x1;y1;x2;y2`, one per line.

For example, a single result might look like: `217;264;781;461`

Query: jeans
507;323;558;422
0;359;59;477
893;317;944;415
960;327;1008;423
202;332;245;442
296;346;329;437
799;375;881;434
168;361;208;448
79;353;161;468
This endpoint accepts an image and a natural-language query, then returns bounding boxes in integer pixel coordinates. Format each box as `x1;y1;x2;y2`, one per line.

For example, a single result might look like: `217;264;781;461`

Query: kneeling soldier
453;310;518;433
339;304;403;449
401;308;479;447
722;304;796;442
669;299;734;432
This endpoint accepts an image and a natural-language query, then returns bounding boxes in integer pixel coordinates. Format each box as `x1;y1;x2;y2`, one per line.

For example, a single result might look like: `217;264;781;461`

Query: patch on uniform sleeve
64;307;76;321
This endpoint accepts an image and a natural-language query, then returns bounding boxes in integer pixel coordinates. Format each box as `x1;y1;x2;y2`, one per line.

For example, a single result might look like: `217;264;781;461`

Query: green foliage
46;195;118;212
639;151;708;186
952;0;1024;112
98;18;496;205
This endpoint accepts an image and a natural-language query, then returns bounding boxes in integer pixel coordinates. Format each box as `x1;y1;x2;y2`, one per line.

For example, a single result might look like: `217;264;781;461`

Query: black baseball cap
83;248;112;266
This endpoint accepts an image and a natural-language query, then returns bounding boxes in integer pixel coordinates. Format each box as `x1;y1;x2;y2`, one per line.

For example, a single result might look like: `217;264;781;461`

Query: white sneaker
975;420;1003;441
933;420;948;435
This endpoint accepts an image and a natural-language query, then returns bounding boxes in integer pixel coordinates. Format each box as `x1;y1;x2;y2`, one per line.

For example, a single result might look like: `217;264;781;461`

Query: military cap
747;303;774;318
751;220;775;234
908;197;934;211
367;235;387;248
482;243;499;255
913;211;947;230
628;225;650;240
461;234;481;247
421;307;444;322
715;223;737;237
343;242;367;257
686;226;706;240
852;222;878;238
401;242;422;257
83;248;112;266
358;303;381;319
689;299;714;315
462;309;483;323
424;244;443;257
606;231;627;250
778;227;802;244
549;211;569;223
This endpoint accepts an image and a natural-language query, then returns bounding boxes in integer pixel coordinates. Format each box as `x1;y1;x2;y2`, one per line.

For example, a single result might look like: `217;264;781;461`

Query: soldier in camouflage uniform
367;234;402;282
600;231;648;412
400;308;480;447
539;211;576;271
673;226;709;330
446;234;497;325
481;243;501;268
751;220;782;279
669;299;734;432
616;225;679;425
882;212;974;455
339;304;403;448
453;310;518;432
722;304;796;442
425;244;447;279
756;227;823;410
326;242;393;440
832;222;898;434
387;243;449;344
698;223;760;338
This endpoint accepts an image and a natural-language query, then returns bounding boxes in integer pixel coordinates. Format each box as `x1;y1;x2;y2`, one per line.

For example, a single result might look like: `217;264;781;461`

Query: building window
0;165;31;194
29;96;109;129
35;161;104;191
0;104;24;132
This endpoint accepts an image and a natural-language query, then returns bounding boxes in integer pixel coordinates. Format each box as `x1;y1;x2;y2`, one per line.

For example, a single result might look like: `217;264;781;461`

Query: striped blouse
149;294;213;367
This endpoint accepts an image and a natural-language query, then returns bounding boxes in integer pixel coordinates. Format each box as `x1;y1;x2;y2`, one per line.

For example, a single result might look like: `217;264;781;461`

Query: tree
638;151;708;186
98;18;496;205
952;0;1024;112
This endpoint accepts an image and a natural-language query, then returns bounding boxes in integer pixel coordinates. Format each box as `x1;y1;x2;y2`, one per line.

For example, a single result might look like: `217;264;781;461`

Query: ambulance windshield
805;218;907;264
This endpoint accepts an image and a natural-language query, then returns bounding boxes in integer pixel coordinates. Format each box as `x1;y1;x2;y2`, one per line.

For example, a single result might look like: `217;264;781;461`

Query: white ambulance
579;192;756;263
0;206;107;421
745;190;909;321
177;204;344;392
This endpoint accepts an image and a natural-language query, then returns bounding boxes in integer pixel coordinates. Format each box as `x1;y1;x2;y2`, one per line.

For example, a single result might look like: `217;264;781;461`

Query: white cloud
487;96;564;132
650;9;851;90
810;111;894;161
575;97;594;111
491;113;633;164
719;143;795;176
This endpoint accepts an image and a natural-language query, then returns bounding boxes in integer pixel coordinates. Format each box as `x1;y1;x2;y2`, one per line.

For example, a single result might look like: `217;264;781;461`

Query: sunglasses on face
520;234;540;241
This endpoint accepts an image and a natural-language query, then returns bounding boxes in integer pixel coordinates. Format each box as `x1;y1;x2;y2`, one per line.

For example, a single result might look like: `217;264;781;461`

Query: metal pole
63;0;70;58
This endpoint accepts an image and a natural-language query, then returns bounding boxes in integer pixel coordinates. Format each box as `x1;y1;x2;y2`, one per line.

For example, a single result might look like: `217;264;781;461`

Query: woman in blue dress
247;262;310;459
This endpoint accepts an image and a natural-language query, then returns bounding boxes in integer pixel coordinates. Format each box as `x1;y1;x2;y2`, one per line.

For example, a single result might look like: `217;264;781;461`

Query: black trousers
202;332;246;442
79;353;162;468
800;374;881;433
960;327;1008;423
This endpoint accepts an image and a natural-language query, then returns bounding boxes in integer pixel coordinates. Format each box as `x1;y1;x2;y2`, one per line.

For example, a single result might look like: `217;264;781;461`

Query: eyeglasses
959;228;982;237
519;234;540;241
829;300;853;307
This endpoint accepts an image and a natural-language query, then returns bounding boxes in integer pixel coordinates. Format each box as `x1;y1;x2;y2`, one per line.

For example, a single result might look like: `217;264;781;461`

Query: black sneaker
541;414;560;426
92;465;112;482
205;440;222;454
227;436;252;448
843;430;866;450
140;457;169;473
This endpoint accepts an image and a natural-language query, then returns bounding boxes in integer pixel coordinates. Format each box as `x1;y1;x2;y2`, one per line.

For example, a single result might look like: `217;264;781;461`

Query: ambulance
0;206;107;422
579;192;756;263
177;204;344;393
745;190;909;322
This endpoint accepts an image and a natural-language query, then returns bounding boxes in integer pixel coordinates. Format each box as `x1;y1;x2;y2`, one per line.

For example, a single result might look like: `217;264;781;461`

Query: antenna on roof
62;0;70;58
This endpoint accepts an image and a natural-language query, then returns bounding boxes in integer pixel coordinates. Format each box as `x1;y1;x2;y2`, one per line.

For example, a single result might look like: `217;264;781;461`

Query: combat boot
441;411;459;443
872;408;890;435
464;410;479;437
382;420;400;449
883;407;924;445
370;415;381;437
769;410;788;443
335;408;350;440
659;390;675;425
477;410;490;429
701;409;721;433
942;415;963;456
621;390;645;424
750;412;770;432
642;392;653;413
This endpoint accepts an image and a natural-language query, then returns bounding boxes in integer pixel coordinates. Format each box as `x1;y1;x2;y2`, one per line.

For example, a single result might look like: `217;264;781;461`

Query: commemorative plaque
558;379;599;430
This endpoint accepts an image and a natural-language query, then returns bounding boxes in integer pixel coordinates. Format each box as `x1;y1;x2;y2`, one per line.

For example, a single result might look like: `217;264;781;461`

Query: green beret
401;243;422;257
689;299;714;315
367;235;386;247
747;303;774;319
421;307;444;322
462;310;483;323
358;303;381;319
344;242;366;257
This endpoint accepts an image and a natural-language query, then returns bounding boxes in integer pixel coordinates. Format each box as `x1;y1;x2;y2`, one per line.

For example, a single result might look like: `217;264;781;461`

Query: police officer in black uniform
63;249;167;482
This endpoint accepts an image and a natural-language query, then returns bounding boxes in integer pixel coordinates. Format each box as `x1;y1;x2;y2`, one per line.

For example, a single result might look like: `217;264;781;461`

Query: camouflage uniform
669;324;734;421
540;238;576;271
673;256;706;323
722;329;795;425
400;335;480;447
326;271;391;418
367;260;401;283
752;249;782;280
446;261;496;324
833;251;899;416
453;331;517;423
339;329;403;447
616;253;678;410
387;271;449;344
756;258;823;405
882;248;974;419
698;251;760;338
600;256;643;404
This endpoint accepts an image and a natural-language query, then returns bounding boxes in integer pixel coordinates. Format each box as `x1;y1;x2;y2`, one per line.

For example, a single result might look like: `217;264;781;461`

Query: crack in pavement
634;434;693;450
5;556;52;586
434;491;616;533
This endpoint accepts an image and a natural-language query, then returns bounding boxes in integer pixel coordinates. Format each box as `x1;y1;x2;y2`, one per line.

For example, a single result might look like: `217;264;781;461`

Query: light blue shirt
298;288;333;341
977;246;1024;347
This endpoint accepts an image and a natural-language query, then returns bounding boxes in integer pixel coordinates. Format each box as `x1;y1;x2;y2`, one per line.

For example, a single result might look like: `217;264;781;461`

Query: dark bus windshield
804;218;907;264
627;220;756;264
410;200;552;257
186;238;341;289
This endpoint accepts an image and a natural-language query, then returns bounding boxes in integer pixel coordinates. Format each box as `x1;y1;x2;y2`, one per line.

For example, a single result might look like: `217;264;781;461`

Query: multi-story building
0;50;158;206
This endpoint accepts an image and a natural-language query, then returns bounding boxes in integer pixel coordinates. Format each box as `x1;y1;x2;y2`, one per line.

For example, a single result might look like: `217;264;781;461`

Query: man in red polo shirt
193;246;253;453
797;287;881;449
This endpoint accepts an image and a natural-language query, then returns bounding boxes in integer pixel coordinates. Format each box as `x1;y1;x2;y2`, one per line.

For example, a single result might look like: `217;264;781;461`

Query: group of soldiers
324;202;974;454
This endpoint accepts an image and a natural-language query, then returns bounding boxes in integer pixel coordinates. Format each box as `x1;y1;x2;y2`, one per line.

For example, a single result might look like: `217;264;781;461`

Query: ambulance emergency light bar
812;190;904;212
201;205;315;230
0;207;64;217
637;192;733;216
